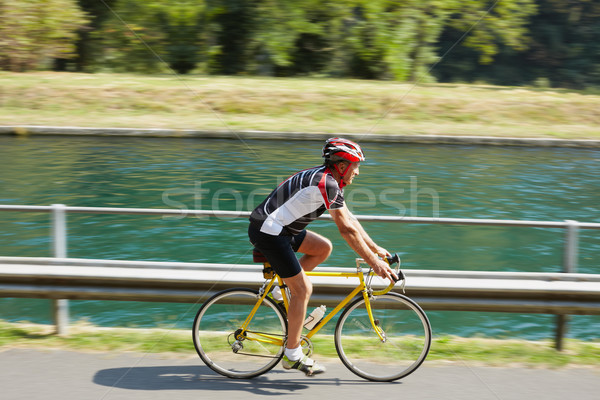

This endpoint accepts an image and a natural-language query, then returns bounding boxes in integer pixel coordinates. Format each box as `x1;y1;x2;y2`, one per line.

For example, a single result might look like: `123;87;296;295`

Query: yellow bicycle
192;251;431;381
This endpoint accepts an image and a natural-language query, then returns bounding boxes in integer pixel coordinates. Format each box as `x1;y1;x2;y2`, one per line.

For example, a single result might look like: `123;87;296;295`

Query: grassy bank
1;321;598;369
1;72;599;139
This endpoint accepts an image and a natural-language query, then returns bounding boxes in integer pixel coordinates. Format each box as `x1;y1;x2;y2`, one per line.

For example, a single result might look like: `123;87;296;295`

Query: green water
0;135;598;340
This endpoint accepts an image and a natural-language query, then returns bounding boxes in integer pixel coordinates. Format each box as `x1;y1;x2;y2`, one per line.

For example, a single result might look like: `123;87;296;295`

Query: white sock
284;346;303;361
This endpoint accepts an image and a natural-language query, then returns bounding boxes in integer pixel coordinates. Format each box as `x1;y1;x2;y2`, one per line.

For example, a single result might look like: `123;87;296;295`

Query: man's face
342;162;360;185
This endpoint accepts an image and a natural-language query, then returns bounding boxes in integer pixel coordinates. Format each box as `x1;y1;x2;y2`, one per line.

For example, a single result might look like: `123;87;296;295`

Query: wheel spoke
192;289;287;379
335;293;431;381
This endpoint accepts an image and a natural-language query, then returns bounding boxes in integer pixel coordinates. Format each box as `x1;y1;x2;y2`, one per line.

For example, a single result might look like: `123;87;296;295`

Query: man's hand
374;245;391;259
372;258;398;282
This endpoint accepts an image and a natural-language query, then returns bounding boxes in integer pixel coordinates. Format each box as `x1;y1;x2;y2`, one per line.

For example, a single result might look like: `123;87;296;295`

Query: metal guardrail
0;256;599;351
1;257;598;309
1;204;599;349
2;203;600;273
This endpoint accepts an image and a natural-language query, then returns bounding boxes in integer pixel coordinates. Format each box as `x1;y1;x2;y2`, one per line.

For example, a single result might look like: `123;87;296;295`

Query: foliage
0;0;88;71
523;0;600;88
435;0;600;88
448;0;537;65
93;0;217;74
64;0;118;72
1;0;598;88
211;0;537;81
343;0;456;81
88;0;538;81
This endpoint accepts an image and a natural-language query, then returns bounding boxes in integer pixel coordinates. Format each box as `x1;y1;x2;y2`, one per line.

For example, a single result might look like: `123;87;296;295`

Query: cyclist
248;137;398;376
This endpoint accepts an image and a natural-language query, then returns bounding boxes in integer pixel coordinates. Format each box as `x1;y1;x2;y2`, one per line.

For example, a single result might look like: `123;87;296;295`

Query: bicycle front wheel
192;288;287;379
335;292;431;381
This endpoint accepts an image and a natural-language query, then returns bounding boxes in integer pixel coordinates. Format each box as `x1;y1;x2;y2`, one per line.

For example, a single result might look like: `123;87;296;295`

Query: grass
1;72;599;139
1;321;598;369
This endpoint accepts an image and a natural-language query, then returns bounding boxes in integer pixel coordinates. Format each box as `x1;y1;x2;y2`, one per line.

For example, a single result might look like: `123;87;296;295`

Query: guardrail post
51;204;69;336
555;315;568;351
555;220;579;351
563;220;579;274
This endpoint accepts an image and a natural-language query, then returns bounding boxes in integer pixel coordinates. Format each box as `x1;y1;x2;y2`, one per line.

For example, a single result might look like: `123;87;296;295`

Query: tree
93;0;216;74
0;0;88;72
449;0;537;65
242;0;536;81
209;0;254;75
244;0;318;75
435;0;600;88
342;0;458;81
64;0;118;72
523;0;600;88
238;0;453;80
211;0;325;76
81;0;541;84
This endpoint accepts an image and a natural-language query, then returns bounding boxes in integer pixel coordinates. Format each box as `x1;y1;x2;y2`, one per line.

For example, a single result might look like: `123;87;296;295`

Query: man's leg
281;269;325;375
297;230;332;272
277;230;329;375
282;270;312;350
284;230;331;348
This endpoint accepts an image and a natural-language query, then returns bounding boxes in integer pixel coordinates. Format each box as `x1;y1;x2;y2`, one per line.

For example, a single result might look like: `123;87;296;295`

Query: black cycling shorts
248;224;307;279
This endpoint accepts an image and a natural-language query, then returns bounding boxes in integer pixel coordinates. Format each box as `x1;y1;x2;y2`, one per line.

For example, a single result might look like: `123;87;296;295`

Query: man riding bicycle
248;137;398;376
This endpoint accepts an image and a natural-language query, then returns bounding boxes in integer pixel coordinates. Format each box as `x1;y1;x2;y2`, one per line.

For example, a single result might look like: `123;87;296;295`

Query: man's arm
347;210;391;258
330;206;397;281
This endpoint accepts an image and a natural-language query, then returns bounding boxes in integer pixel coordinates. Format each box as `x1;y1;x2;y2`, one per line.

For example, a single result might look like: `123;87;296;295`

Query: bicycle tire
334;292;431;382
192;288;287;379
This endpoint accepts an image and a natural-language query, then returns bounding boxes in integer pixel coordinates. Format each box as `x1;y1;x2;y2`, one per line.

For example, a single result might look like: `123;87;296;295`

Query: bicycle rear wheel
335;292;431;381
192;288;287;379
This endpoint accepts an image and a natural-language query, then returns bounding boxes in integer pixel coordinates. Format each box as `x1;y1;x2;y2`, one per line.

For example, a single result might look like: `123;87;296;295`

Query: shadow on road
93;365;399;395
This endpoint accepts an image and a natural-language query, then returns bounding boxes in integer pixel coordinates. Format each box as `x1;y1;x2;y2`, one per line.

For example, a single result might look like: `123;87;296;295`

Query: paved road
1;348;598;400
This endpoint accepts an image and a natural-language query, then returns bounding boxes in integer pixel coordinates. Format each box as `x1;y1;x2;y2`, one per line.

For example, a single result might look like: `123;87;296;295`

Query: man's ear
338;161;350;172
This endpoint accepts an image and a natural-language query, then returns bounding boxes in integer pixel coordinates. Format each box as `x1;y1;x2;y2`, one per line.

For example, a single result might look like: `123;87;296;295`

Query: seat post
252;248;274;278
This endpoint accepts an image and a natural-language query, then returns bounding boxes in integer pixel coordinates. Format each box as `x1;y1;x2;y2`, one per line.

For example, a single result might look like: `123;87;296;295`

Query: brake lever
385;253;406;292
392;269;405;283
385;253;400;266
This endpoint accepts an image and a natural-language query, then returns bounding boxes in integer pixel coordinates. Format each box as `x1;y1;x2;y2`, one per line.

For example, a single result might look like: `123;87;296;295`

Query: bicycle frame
238;259;393;347
194;252;430;382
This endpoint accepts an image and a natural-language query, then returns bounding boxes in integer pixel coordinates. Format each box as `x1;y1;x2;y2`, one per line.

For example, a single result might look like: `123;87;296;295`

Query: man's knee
302;231;333;259
321;237;333;258
286;273;312;300
304;279;313;298
296;277;313;300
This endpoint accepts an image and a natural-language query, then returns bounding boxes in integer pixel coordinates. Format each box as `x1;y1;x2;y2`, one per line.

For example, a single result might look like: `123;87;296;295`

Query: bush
0;0;88;72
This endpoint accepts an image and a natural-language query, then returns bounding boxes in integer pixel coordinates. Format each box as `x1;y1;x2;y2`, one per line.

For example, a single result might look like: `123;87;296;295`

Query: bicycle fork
363;291;387;343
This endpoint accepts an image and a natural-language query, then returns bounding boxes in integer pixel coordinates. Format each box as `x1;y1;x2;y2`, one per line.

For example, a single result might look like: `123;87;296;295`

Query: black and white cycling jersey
249;165;344;236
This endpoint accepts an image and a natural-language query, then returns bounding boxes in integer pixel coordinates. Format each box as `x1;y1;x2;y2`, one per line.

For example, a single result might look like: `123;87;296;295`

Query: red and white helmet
322;137;365;163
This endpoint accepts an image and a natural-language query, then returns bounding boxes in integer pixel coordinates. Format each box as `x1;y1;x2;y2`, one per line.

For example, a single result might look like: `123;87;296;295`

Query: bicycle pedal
300;336;313;357
231;341;243;353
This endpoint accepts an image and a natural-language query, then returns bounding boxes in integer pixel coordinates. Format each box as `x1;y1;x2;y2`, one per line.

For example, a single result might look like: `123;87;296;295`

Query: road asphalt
1;348;598;400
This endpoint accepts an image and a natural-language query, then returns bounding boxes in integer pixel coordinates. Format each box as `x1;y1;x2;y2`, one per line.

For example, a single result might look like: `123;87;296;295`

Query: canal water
0;135;598;340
